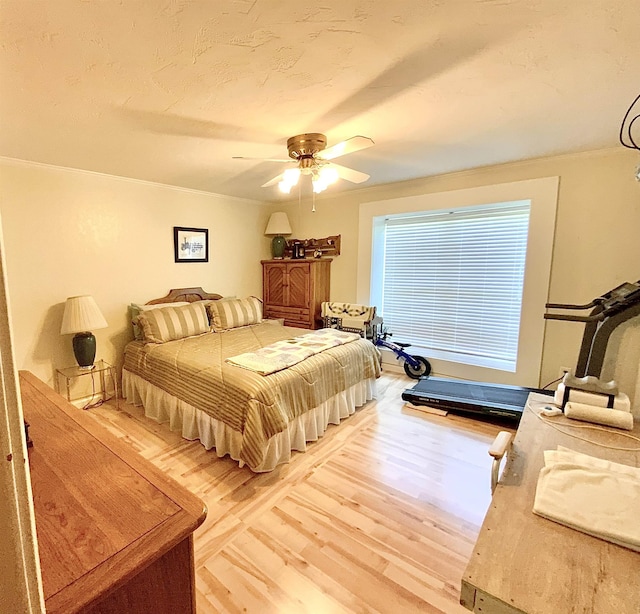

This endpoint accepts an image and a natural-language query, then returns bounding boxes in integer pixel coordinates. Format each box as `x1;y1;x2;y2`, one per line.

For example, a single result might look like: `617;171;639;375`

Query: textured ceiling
1;1;639;202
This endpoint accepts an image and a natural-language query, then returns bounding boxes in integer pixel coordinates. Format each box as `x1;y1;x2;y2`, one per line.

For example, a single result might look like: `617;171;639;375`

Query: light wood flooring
88;373;513;613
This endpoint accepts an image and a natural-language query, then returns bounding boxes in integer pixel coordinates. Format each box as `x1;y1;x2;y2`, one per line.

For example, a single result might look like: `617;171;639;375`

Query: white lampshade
264;212;292;236
60;295;108;335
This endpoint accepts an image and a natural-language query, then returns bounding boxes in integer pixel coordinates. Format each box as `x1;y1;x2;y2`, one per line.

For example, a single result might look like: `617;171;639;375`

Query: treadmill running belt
402;377;547;420
413;378;530;406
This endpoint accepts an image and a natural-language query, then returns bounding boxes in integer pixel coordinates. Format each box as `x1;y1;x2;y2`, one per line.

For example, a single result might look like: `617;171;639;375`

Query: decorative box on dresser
262;258;332;329
19;370;207;614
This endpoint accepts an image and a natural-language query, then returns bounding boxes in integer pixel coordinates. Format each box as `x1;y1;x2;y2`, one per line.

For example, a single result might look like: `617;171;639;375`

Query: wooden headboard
146;287;223;305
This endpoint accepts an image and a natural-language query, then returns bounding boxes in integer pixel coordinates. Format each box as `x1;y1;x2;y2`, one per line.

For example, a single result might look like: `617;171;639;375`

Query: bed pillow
207;296;262;331
137;302;210;343
130;301;190;340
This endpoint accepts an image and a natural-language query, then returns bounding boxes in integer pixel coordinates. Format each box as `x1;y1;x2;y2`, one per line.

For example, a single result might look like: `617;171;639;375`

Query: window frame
357;177;559;387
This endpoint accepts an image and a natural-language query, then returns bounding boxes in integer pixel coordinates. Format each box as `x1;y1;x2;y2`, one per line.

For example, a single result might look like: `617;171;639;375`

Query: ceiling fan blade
232;156;292;163
320;136;375;160
331;163;370;184
262;173;283;188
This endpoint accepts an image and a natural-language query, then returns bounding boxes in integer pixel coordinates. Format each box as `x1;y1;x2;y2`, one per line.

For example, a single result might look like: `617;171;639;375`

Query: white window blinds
379;201;531;371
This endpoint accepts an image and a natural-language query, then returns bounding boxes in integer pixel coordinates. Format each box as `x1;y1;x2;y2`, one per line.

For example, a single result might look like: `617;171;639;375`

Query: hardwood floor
88;373;512;613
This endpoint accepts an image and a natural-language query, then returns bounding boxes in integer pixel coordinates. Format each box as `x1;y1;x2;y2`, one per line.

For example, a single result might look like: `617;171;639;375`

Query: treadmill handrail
545;298;604;310
544;312;606;323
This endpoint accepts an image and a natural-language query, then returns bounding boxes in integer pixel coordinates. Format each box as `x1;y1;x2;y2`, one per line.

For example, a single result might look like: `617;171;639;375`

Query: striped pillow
130;301;190;340
138;302;210;343
207;297;262;331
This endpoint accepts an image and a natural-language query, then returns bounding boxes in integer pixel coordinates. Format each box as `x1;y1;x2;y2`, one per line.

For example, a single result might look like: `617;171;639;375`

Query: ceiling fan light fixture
319;166;339;184
283;168;301;183
279;168;301;193
311;166;340;194
278;180;293;194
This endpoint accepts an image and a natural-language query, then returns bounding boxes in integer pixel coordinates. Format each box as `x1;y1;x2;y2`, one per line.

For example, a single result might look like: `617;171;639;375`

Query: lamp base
271;235;286;259
72;332;97;369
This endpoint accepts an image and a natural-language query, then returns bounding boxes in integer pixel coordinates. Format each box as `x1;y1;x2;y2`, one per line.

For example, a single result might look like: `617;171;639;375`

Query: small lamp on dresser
264;211;292;259
60;295;108;369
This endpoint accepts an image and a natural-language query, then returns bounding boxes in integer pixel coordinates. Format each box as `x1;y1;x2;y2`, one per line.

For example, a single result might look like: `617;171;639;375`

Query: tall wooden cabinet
262;258;332;329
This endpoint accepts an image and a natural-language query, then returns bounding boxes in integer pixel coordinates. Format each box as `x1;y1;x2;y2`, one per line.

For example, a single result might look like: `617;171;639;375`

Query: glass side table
56;359;118;410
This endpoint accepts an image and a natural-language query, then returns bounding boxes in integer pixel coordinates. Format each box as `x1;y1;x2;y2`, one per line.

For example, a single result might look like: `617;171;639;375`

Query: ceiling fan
233;133;374;194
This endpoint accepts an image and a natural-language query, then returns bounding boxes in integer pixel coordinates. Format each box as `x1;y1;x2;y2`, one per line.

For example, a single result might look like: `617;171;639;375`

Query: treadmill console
604;281;640;308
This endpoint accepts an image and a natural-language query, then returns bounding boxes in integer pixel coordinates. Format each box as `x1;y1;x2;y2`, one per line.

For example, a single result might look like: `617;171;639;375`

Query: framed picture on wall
173;227;209;263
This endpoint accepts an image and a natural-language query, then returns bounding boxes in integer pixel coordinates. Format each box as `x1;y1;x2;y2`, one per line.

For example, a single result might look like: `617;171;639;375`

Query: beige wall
0;159;270;387
268;147;640;408
2;148;638;407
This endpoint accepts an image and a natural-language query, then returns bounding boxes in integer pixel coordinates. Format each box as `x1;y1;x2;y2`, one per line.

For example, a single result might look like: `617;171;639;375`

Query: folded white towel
533;447;640;552
545;447;640;478
554;384;631;411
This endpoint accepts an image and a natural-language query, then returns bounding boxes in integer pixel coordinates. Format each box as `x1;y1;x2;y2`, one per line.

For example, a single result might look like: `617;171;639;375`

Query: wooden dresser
19;370;207;614
262;258;332;329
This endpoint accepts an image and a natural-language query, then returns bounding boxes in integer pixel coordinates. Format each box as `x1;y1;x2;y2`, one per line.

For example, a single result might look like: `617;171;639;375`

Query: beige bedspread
123;322;380;468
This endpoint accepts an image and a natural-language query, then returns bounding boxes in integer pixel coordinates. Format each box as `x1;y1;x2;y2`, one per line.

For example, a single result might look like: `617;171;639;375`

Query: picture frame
173;227;208;263
292;242;306;259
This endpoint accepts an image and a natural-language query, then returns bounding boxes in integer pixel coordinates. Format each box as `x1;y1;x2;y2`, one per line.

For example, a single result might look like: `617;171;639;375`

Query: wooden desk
20;371;207;614
461;392;640;614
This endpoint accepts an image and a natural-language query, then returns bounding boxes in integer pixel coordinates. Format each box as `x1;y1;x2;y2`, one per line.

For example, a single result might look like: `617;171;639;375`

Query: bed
122;288;380;472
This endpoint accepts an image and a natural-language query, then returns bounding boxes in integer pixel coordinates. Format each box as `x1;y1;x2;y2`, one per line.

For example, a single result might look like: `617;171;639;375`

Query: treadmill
402;377;544;421
402;279;640;422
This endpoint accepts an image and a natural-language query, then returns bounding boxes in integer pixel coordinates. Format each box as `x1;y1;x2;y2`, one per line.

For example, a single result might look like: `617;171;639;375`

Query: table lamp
60;295;108;369
264;211;292;259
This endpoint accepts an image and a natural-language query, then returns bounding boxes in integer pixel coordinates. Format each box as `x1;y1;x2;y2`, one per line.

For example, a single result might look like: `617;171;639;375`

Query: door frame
0;217;45;613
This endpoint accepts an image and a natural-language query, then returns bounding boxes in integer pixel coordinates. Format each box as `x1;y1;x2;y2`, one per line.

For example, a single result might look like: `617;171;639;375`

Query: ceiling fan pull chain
312;189;316;213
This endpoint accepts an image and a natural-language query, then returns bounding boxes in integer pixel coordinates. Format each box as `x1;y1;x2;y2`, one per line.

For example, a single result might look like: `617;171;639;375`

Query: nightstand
56;359;118;409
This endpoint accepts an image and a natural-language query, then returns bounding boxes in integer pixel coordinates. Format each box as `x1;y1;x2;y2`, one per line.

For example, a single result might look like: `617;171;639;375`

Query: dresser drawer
264;305;310;319
284;318;312;329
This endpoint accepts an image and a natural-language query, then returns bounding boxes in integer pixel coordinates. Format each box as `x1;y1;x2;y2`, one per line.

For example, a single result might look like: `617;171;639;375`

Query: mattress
123;322;380;469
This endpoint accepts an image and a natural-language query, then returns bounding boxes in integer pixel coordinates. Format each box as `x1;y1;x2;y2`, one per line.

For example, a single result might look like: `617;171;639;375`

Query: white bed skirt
122;369;377;472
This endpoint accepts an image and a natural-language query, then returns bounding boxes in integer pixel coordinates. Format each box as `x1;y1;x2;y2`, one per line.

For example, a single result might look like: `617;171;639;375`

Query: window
371;201;531;371
358;178;558;386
